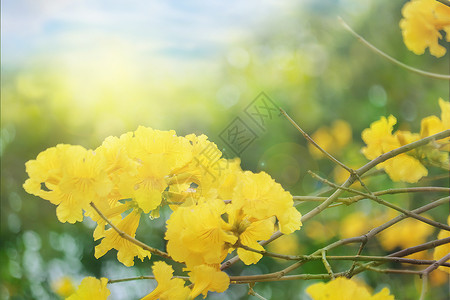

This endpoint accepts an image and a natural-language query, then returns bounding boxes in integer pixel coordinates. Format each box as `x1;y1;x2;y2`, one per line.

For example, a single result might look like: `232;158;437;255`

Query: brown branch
309;171;450;231
357;130;450;175
221;128;450;271
294;187;450;204
90;202;172;260
437;0;450;8
108;275;189;284
280;108;352;172
419;253;450;300
339;17;450;80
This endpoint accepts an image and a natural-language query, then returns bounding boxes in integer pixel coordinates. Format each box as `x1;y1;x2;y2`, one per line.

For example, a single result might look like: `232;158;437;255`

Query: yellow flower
361;115;399;160
305;220;338;243
51;276;75;297
267;233;301;256
421;98;450;150
23;144;113;223
119;126;193;214
381;154;428;183
433;216;450;274
141;261;189;300
306;277;394;300
85;201;128;241
361;116;428;183
66;277;110;300
378;213;434;259
168;133;243;204
95;135;139;195
95;210;151;266
400;0;450;57
309;120;352;158
165;200;237;267
340;212;371;239
236;218;275;265
232;171;301;234
188;265;229;299
277;206;302;235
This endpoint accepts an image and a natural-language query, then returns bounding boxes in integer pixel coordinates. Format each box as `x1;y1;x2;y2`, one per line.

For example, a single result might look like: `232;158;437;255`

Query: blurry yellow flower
333;164;365;187
378;214;434;259
51;276;75;298
309;120;352;158
340;212;388;240
306;277;394;300
400;0;450;57
340;212;370;239
305;220;338;243
141;261;189;300
95;210;151;266
267;233;301;255
188;265;230;299
430;269;450;286
433;216;450;273
165;200;237;267
66;277;110;300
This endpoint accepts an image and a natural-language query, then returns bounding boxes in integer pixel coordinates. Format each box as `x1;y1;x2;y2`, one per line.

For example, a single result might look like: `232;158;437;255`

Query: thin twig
357;130;450;175
309;171;450;231
108;275;189;284
419;254;450;300
294;186;450;205
238;243;450;267
248;284;268;300
280;108;353;172
346;239;367;278
322;251;335;279
339;17;450;80
221;128;450;271
437;0;450;8
90;202;172;259
356;264;422;275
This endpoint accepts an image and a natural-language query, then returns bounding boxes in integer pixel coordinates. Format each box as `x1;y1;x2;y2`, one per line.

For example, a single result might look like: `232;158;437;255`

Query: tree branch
339;17;450;80
90;202;172;260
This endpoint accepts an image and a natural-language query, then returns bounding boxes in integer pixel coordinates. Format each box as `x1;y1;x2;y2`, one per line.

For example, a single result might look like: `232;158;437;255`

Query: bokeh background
1;0;449;299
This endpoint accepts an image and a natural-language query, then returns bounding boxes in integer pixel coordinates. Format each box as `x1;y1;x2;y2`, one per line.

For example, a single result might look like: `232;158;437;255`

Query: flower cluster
400;0;450;57
23;126;302;298
308;119;352;159
361;98;449;183
306;277;395;300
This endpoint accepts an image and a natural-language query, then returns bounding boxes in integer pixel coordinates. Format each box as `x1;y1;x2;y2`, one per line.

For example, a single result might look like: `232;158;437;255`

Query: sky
1;0;293;68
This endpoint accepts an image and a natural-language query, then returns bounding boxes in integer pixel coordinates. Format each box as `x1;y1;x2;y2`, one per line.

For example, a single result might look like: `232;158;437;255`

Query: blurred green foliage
1;0;449;299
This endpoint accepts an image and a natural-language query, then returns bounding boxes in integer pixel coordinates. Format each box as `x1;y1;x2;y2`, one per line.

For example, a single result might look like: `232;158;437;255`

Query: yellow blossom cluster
24;126;302;299
377;213;434;260
361;98;449;183
66;277;110;300
400;0;450;57
308;120;352;159
306;277;395;300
